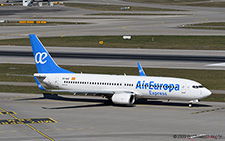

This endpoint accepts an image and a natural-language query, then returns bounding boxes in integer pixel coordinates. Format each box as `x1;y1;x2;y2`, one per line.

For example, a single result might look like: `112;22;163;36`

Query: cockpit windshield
192;85;204;89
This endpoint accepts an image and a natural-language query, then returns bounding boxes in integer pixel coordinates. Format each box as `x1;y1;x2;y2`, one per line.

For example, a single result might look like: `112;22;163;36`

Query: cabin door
55;77;59;88
181;83;186;94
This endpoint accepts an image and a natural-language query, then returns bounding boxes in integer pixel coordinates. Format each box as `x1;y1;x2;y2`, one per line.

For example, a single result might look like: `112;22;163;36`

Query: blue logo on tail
29;34;73;74
35;52;48;64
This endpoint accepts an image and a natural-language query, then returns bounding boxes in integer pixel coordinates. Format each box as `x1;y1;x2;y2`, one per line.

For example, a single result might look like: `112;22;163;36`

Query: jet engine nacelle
111;93;135;105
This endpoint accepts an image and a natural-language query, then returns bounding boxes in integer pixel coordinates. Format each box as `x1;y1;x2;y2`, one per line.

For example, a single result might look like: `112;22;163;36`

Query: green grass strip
182;27;225;30
181;22;225;30
188;22;225;26
202;94;225;102
0;85;42;94
1;35;225;50
184;2;225;8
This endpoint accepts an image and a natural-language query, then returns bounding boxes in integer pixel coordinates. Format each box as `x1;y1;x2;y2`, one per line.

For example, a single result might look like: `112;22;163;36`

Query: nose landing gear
188;99;199;108
189;103;192;108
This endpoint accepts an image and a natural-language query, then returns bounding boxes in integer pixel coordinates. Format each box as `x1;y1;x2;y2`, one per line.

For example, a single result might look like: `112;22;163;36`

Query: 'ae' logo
35;52;47;64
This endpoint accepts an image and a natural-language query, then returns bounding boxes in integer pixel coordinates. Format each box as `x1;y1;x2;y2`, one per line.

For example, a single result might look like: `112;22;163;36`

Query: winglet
137;62;146;76
34;76;46;91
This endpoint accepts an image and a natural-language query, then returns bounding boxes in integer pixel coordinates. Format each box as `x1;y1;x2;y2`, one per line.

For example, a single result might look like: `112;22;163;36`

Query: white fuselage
34;73;211;101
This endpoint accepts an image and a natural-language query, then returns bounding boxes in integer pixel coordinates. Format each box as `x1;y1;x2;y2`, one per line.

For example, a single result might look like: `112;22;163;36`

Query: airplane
29;34;211;108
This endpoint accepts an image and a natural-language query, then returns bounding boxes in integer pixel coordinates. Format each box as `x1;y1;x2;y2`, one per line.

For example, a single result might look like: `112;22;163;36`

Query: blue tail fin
137;62;146;76
29;34;73;73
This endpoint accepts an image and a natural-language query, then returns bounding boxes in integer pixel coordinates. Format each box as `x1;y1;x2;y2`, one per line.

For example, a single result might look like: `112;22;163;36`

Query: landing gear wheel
189;103;192;108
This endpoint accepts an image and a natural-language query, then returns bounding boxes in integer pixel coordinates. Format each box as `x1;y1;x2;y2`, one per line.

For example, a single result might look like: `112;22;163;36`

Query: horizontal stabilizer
34;76;46;91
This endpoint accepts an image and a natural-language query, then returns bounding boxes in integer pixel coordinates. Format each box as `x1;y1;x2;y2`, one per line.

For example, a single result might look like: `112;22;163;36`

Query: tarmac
0;92;224;141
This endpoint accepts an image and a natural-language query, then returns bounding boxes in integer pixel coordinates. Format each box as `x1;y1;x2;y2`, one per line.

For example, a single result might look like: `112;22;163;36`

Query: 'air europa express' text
136;81;180;92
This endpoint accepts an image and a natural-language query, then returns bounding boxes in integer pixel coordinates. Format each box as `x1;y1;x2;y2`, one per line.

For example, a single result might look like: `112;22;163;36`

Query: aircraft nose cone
203;88;212;98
